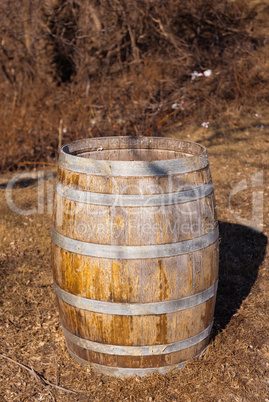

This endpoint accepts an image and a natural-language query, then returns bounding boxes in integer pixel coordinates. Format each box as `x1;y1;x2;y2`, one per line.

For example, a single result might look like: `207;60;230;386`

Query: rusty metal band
51;225;218;259
62;323;213;356
54;280;217;316
67;347;187;377
59;151;208;177
55;182;214;207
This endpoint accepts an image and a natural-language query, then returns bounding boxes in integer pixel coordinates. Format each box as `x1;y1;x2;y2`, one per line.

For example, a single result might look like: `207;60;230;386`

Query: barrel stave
52;243;218;303
56;296;216;346
52;194;217;246
56;166;212;194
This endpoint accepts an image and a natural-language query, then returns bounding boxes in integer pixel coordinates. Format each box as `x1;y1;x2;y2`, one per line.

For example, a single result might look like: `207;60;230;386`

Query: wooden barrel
52;136;219;377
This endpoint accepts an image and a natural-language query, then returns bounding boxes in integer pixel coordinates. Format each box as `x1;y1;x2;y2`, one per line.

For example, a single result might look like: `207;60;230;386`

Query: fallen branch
0;353;78;394
142;100;196;136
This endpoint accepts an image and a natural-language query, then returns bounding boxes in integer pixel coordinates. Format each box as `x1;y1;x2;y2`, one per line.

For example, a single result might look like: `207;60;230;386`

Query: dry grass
0;0;269;172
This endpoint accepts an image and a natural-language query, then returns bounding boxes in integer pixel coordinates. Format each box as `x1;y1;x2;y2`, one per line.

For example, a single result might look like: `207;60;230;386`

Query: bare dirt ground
0;112;269;401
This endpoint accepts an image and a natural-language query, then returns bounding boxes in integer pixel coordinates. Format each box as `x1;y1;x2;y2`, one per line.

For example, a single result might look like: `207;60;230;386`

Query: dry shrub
0;0;268;171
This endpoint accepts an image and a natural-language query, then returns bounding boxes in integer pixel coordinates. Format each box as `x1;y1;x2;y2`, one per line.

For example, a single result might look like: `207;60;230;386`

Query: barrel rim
58;137;209;177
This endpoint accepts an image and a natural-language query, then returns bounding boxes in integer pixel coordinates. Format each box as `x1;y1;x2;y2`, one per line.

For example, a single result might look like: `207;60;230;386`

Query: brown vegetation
0;0;269;171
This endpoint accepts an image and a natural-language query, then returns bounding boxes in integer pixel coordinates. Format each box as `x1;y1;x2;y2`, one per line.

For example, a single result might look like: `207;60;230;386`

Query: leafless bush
0;0;268;171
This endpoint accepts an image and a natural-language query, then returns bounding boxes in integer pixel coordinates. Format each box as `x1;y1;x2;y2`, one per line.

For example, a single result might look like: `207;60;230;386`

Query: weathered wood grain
52;137;219;376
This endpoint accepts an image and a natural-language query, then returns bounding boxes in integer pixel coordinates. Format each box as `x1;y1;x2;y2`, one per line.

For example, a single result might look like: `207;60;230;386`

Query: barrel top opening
61;137;206;161
59;137;209;177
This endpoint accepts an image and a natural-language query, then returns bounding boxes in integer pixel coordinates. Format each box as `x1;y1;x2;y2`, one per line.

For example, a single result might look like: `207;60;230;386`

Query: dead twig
0;353;78;395
58;118;63;154
142;109;181;136
18;161;57;166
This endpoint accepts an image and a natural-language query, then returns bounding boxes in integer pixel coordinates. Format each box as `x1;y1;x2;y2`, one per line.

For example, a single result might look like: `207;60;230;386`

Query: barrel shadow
213;221;268;336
